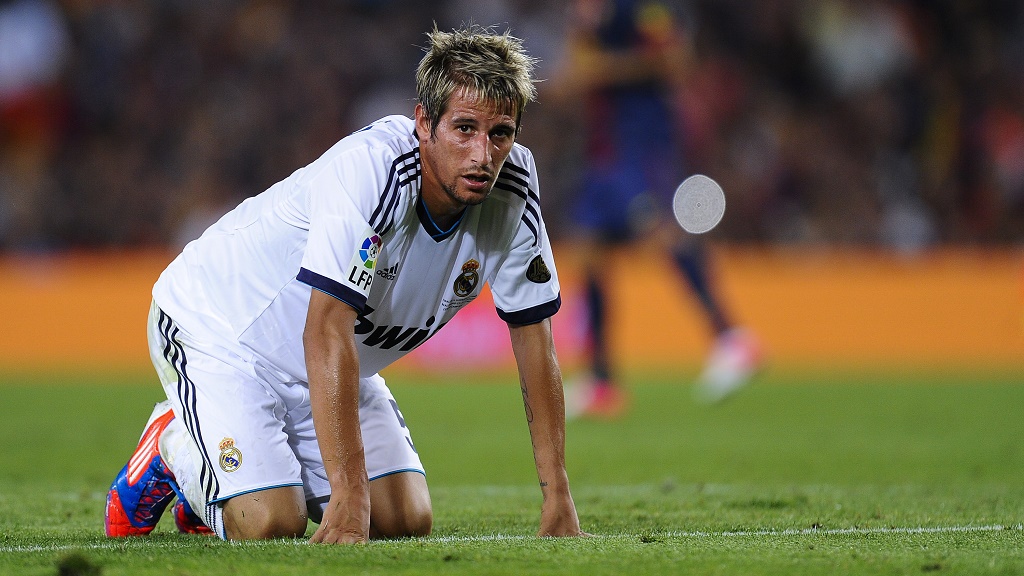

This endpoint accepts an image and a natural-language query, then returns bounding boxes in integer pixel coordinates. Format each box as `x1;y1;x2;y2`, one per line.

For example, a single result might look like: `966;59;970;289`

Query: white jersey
153;115;560;381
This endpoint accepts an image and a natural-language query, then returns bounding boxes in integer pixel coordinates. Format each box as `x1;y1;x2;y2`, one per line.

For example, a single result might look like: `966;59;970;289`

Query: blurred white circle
672;175;726;234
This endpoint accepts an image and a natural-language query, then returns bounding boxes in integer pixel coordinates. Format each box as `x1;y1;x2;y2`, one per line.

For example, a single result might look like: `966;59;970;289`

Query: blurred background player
553;0;763;418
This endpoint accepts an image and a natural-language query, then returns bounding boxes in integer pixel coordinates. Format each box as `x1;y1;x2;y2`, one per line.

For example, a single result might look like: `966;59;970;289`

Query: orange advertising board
0;246;1020;374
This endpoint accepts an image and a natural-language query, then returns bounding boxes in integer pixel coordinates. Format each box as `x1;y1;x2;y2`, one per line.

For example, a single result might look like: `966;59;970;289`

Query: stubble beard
442;179;492;208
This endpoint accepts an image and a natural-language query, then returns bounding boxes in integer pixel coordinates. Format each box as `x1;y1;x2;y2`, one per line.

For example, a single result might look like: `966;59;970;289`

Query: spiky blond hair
416;24;537;136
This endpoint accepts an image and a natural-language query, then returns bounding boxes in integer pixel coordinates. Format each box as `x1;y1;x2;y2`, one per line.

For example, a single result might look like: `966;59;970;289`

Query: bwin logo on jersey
453;259;480;297
354;306;449;351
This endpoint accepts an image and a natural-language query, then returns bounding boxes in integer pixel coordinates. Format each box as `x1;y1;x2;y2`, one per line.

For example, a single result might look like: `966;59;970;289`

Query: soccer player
557;0;763;418
104;25;586;543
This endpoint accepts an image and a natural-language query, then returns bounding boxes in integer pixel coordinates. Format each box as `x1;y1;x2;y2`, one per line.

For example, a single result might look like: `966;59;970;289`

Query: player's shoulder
489;143;537;205
335;115;417;157
298;115;417;188
504;142;535;179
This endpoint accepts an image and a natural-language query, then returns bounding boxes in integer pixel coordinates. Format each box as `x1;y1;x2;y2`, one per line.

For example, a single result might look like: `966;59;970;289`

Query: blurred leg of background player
556;0;762;419
565;202;763;420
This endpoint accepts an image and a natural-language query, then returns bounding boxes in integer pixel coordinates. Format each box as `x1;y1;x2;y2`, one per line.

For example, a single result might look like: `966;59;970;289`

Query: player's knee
400;496;433;537
224;508;307;541
368;471;432;538
373;497;432;539
223;488;308;540
225;508;308;540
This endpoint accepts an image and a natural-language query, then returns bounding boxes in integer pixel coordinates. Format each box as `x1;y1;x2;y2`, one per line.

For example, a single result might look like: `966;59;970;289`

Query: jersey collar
416;194;465;242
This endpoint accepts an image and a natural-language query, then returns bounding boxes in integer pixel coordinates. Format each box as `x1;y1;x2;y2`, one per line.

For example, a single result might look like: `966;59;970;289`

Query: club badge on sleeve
526;255;551;283
346;230;382;292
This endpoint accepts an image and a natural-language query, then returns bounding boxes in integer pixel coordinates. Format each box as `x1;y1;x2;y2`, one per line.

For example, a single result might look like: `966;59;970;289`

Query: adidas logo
376;262;399;281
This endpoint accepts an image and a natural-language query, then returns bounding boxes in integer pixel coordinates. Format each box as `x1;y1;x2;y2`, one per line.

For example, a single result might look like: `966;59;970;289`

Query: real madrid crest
218;438;242;473
453;259;480;297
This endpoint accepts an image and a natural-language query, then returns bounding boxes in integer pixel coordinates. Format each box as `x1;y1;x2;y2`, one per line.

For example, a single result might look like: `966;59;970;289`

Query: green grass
2;369;1024;575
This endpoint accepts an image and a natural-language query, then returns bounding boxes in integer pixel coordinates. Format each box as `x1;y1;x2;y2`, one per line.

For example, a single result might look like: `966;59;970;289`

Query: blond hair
416;24;537;136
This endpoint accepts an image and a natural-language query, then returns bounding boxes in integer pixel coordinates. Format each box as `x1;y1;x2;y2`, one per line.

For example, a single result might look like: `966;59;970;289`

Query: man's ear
414;104;430;141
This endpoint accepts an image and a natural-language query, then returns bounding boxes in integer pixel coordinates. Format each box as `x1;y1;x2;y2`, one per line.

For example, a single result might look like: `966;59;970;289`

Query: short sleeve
297;169;381;312
489;153;561;325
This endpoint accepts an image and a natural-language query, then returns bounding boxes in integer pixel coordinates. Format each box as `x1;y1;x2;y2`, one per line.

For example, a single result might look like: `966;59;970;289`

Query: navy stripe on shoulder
380;161;421;236
493;180;525;200
369;148;419;232
496;163;542;248
499;171;529;190
503;161;529;176
519;214;539;247
297;268;367;311
496;294;560;326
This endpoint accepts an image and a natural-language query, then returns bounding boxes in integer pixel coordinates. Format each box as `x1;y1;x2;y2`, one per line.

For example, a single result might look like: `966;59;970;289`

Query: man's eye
457;125;473;133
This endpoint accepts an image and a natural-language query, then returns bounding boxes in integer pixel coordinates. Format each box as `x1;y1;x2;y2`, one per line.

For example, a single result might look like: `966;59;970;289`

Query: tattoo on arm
520;380;534;423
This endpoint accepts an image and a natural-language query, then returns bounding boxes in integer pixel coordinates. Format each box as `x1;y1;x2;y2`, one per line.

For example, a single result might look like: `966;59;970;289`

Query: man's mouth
463;173;493;190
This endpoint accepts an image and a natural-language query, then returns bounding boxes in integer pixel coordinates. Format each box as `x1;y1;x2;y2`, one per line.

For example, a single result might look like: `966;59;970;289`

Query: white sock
159;415;227;539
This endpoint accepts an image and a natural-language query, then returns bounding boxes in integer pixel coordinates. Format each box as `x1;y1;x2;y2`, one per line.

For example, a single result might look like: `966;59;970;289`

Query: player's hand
309;492;370;544
537;493;589;538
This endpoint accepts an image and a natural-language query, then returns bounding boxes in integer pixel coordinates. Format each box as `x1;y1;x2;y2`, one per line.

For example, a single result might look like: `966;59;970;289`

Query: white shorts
147;301;424;506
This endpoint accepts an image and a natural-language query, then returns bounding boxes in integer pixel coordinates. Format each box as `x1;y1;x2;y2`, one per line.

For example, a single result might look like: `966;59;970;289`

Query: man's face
416;89;518;212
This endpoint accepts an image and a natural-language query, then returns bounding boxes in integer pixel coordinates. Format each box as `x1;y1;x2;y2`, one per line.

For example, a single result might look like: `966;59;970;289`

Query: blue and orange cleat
105;401;179;537
172;499;214;535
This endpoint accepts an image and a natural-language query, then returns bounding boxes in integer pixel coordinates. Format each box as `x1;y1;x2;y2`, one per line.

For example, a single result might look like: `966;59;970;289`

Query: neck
420;185;464;230
418;193;465;238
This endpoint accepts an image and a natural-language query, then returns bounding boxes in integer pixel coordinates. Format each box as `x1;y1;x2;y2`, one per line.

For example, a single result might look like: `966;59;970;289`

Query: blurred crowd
1;0;1023;250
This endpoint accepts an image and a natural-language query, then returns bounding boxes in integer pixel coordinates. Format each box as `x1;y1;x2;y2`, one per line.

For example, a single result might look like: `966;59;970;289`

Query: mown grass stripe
3;524;1019;553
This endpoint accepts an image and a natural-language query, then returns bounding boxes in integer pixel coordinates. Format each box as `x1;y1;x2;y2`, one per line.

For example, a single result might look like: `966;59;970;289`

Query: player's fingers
322;533;368;545
537;526;590;538
309;527;368;545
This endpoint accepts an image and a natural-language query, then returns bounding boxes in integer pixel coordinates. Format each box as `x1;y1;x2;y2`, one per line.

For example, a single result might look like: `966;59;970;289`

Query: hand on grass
309;491;370;544
537;493;589;537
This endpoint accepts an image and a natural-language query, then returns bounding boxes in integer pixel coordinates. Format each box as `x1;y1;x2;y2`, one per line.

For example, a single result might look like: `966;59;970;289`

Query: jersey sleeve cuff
297;267;367;311
496;294;560;326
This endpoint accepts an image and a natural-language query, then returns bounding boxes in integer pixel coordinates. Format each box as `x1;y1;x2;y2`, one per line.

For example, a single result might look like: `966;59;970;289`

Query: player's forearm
522;370;569;490
304;293;369;494
509;320;584;537
509;320;572;491
308;361;366;491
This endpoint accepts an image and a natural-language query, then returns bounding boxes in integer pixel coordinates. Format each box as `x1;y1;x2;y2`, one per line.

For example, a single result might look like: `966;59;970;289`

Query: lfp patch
347;229;382;292
359;234;381;269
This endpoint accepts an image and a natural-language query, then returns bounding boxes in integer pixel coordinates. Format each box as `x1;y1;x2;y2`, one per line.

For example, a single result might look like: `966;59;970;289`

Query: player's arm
304;289;370;544
508;317;586;537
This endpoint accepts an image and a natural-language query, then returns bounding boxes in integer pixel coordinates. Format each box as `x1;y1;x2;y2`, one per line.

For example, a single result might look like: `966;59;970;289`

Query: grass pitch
2;368;1023;575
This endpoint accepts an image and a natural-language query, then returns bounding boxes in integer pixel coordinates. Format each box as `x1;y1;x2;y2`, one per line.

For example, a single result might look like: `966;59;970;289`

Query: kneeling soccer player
104;25;585;543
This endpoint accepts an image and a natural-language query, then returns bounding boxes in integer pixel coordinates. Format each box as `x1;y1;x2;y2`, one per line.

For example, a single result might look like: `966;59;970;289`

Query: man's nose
471;133;492;165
